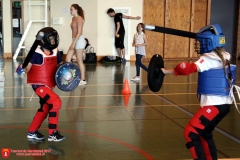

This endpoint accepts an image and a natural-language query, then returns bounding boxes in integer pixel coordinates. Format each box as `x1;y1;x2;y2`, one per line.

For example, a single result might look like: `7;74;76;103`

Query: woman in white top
131;23;148;81
65;4;86;85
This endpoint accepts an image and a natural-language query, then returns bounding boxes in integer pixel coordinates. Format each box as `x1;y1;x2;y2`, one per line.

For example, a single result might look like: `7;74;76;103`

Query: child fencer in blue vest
160;24;238;160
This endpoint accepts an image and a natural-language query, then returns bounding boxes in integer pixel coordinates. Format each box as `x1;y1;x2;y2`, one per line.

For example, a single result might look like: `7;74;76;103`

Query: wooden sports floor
0;58;240;160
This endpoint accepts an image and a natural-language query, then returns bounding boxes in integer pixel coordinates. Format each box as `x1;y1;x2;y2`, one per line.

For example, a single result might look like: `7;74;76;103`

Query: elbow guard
174;62;197;76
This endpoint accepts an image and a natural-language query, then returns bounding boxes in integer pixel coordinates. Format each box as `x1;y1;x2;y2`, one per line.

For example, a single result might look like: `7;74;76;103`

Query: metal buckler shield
147;54;165;92
55;62;81;91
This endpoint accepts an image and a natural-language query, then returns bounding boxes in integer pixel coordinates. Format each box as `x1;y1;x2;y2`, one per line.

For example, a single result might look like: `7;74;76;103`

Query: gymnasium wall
22;0;50;55
96;0;143;60
19;0;143;58
235;1;240;58
2;0;12;58
143;0;211;60
49;0;143;58
210;0;238;58
4;0;239;60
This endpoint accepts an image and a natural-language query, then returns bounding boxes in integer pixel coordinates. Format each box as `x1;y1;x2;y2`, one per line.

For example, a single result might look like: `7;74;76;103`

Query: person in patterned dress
131;23;148;81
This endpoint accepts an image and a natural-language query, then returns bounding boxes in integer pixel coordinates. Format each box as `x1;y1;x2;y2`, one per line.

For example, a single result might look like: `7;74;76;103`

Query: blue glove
16;64;25;75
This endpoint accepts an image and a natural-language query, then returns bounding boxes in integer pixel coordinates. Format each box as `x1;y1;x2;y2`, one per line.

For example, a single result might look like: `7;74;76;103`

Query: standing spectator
107;8;141;63
131;23;148;81
65;4;87;85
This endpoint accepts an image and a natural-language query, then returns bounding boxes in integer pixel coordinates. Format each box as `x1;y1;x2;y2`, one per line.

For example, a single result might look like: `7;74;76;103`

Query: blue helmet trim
196;24;226;54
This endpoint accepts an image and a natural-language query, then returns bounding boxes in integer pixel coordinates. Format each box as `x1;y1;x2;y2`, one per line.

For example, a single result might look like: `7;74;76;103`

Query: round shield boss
147;54;165;92
55;62;81;91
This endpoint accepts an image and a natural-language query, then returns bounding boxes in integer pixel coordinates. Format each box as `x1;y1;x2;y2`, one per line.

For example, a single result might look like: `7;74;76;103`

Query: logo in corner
2;148;10;159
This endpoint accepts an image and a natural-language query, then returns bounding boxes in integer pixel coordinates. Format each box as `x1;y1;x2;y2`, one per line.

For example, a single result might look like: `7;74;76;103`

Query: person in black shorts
107;8;141;63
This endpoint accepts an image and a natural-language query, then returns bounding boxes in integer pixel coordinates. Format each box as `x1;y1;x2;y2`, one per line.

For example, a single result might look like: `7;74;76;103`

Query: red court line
0;126;155;160
61;129;155;160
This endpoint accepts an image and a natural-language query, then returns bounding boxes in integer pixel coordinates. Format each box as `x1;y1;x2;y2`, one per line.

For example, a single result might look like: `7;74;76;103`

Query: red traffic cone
123;94;130;107
122;79;131;95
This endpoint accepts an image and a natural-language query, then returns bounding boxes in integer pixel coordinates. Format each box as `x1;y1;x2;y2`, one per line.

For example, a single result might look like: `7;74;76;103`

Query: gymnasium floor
0;58;240;160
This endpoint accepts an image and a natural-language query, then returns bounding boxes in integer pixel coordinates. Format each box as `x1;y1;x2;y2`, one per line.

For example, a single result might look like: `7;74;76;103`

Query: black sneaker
48;131;65;142
27;130;45;140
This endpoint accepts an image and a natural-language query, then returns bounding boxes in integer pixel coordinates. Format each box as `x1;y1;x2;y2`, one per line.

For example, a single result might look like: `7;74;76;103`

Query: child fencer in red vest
160;24;236;160
17;27;65;142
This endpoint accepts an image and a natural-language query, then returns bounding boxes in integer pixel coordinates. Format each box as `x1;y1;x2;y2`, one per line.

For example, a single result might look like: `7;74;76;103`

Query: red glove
174;62;197;76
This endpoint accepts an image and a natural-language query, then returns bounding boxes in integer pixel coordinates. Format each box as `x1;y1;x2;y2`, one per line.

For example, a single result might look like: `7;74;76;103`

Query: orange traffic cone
122;78;131;95
123;94;130;107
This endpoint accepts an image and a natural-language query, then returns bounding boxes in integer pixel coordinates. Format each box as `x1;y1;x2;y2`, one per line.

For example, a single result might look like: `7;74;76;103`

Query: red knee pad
50;98;62;110
185;106;220;139
35;86;62;109
174;62;197;76
184;124;198;140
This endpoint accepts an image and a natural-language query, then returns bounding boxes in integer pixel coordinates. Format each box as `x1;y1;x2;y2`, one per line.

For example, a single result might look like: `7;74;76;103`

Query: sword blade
145;24;197;39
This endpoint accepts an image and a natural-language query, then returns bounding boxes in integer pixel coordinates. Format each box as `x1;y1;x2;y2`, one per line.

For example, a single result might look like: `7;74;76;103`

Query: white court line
1;65;6;76
0;65;6;82
152;91;240;144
